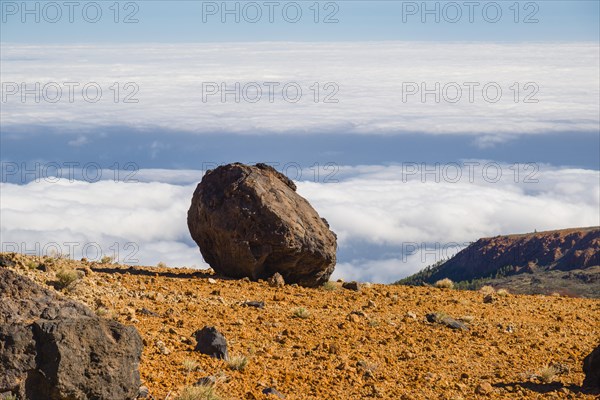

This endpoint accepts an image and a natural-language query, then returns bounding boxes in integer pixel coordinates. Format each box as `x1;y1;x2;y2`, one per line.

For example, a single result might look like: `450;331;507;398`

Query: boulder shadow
91;265;216;280
493;381;599;396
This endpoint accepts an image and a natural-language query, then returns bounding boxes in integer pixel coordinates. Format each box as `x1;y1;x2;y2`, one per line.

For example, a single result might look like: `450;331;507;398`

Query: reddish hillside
398;227;600;296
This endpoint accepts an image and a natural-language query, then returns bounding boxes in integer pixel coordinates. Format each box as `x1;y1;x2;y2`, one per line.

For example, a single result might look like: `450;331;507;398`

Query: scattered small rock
328;343;340;354
551;362;570;375
405;311;417;320
475;382;493;395
208;278;217;284
342;281;361;291
138;308;159;317
196;376;217;386
181;336;194;345
398;350;416;360
347;310;367;323
336;361;348;370
483;294;496;304
193;326;229;360
263;387;285;398
138;385;149;398
348;314;361;323
155;340;170;355
268;272;285;288
243;300;265;309
426;312;468;330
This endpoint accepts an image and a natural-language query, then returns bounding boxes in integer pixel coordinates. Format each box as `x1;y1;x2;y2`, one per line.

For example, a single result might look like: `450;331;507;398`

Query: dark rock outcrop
193;326;229;360
583;344;600;388
0;267;143;400
188;163;337;287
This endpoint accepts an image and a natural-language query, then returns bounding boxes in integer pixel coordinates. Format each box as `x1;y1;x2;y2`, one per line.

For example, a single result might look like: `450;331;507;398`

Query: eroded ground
2;253;599;400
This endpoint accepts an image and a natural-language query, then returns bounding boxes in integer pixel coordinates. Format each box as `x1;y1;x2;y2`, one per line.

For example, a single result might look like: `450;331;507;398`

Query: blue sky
1;1;599;42
1;1;599;282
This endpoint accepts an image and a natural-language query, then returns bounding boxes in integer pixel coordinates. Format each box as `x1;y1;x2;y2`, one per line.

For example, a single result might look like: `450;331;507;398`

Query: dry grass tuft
182;359;199;373
55;268;81;289
293;307;310;319
175;385;221;400
434;278;454;289
537;365;559;383
227;355;248;371
480;285;496;295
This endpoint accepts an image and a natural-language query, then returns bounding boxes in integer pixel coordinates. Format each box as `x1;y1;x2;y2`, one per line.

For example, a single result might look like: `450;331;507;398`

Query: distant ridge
396;227;600;297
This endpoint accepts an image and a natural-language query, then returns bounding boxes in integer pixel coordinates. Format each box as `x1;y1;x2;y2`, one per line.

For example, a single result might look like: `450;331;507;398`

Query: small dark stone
196;376;217;386
243;301;265;309
193;326;228;360
138;308;159;317
426;312;468;331
342;281;361;291
483;294;495;304
262;387;285;398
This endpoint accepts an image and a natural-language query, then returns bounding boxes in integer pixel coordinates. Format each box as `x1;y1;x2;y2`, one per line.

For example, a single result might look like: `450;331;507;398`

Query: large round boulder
187;163;337;287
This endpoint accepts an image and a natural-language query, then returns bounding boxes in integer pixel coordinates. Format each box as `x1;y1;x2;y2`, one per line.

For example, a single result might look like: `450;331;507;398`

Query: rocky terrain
397;227;600;298
1;252;599;399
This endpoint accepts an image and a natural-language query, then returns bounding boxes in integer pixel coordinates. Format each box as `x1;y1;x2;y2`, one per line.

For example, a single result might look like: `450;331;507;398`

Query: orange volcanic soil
2;252;599;400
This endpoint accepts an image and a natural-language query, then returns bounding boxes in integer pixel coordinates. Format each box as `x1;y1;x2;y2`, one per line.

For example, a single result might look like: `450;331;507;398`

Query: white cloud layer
1;163;598;283
1;42;598;139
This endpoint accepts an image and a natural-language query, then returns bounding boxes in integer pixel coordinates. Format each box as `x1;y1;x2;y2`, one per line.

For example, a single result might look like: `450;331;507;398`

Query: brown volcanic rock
187;163;337;287
0;267;143;400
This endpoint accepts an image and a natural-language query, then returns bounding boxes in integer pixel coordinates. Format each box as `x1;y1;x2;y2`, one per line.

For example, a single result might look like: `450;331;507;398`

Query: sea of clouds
1;41;598;282
1;42;599;143
1;163;598;283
